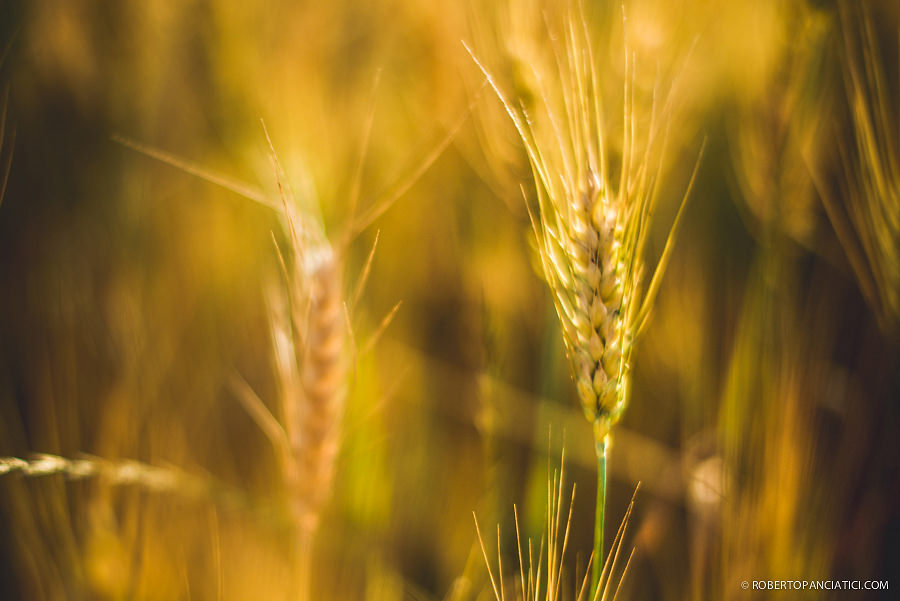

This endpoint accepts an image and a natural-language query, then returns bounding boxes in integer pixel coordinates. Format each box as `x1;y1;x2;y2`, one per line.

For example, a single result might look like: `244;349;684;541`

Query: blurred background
0;0;897;599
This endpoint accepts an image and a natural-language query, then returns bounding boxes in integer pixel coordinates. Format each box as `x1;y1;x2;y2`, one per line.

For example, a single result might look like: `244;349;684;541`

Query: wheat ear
112;93;466;591
114;129;350;561
467;2;701;592
247;125;348;599
821;1;900;333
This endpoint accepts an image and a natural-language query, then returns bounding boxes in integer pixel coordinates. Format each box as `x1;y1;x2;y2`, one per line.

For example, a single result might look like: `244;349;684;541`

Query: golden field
0;1;897;599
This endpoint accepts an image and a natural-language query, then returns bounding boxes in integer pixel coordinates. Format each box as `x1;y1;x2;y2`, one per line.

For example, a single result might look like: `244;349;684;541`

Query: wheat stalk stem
591;433;608;594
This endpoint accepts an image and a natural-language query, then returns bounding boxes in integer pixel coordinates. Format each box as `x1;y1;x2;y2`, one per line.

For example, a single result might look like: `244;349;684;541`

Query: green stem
591;430;608;597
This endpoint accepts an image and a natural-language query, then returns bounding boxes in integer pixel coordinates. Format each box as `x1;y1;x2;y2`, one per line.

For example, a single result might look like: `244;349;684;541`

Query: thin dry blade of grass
473;452;636;601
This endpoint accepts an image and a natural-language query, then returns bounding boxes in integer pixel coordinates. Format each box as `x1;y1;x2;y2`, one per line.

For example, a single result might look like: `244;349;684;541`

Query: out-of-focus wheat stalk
813;1;899;334
0;48;14;207
730;3;829;252
194;126;349;600
111;96;462;595
267;132;346;598
467;2;700;590
709;253;841;599
38;128;351;599
0;454;257;511
0;99;11;206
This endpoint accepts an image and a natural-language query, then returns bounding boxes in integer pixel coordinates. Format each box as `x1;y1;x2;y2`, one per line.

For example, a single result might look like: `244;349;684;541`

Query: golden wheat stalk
467;1;701;591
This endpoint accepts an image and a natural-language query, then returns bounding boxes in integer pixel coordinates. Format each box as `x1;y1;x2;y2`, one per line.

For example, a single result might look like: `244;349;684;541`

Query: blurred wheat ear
263;125;348;596
465;1;701;591
105;127;350;598
811;1;899;334
110;92;467;594
0;454;257;510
